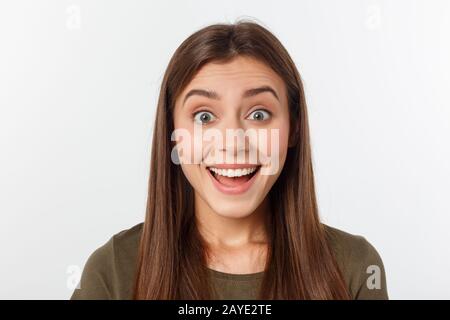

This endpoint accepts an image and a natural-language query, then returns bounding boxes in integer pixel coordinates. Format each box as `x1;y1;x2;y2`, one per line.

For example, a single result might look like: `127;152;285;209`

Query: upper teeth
209;167;258;177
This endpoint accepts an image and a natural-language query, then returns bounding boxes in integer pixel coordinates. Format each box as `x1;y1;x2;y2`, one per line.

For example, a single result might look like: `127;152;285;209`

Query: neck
195;196;271;249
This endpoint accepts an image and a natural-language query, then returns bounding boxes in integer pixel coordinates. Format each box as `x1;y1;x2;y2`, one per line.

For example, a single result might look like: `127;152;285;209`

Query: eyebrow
182;85;280;105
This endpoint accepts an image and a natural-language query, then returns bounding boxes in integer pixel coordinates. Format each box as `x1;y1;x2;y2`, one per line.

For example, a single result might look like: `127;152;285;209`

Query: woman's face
173;56;291;218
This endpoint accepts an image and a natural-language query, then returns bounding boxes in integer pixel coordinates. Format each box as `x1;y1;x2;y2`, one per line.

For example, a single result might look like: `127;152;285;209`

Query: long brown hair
133;20;350;299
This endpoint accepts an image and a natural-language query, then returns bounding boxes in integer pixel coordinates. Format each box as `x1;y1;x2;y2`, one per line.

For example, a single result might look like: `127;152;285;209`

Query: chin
208;201;259;219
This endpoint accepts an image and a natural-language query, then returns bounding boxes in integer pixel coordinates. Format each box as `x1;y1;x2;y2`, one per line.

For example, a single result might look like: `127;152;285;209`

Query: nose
216;114;248;160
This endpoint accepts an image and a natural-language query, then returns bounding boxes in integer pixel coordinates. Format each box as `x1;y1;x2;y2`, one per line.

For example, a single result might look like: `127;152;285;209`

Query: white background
1;0;449;299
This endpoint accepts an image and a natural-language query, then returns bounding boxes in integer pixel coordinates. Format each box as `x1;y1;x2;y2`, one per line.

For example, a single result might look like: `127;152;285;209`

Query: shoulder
111;222;144;254
323;224;375;260
322;223;389;300
70;222;144;300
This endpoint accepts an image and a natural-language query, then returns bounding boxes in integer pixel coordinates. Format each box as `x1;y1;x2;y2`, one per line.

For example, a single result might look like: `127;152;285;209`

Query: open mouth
206;165;261;188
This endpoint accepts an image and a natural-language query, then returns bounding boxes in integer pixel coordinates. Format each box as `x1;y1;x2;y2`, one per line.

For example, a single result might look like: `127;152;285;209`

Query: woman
71;20;388;300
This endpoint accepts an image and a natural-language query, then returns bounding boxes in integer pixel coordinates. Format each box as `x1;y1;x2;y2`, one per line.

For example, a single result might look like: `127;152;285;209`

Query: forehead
180;56;287;98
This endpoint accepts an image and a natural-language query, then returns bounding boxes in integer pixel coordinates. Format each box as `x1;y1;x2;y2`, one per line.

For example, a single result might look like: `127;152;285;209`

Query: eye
247;109;271;121
193;110;216;124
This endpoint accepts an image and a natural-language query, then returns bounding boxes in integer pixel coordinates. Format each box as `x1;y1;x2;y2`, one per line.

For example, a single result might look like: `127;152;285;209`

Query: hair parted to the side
133;19;351;299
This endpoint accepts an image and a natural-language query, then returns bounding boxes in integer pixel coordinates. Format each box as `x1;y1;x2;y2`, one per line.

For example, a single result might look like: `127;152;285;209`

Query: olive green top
70;222;388;300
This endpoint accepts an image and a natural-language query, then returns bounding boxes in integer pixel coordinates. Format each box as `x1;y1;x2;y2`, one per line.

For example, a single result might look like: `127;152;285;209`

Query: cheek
276;114;291;156
179;163;204;194
173;118;204;188
278;125;290;155
174;133;204;165
173;115;204;165
257;119;289;176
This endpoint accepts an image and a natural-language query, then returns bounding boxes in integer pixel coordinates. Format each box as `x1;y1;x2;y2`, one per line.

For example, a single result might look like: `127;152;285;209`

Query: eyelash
192;110;217;125
247;109;272;121
192;108;272;125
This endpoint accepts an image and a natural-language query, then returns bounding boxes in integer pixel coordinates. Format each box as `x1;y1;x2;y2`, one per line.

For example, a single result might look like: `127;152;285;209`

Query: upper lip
205;163;261;169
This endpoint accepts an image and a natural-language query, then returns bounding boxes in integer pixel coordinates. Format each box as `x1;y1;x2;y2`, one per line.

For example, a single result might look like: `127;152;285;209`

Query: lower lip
206;167;259;195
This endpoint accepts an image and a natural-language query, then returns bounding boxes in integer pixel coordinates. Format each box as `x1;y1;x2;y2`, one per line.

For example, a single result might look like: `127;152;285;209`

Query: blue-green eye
247;109;271;121
193;111;216;124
